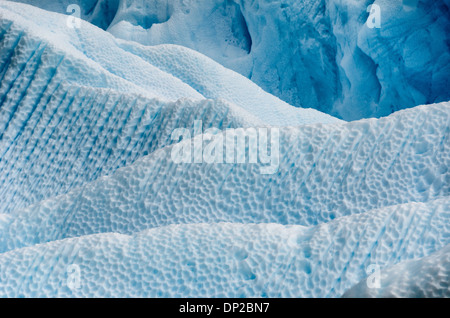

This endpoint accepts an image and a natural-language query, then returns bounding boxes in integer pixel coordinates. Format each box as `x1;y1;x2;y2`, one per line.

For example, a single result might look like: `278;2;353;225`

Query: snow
0;0;449;298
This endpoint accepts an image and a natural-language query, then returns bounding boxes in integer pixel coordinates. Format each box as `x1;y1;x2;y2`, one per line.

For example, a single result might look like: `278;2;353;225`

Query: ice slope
0;1;339;213
10;0;450;120
0;1;449;298
0;84;264;215
0;196;448;297
110;42;338;126
343;244;450;298
0;1;339;126
1;102;449;252
7;0;121;31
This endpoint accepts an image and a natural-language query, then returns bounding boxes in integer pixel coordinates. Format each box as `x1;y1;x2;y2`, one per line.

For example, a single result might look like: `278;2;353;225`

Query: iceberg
0;0;448;298
0;1;338;213
0;197;448;297
1;102;449;253
343;244;450;298
10;0;450;120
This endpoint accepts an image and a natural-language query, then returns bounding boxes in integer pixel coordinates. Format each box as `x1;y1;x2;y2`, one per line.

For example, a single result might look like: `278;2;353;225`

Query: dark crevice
229;1;253;54
88;0;121;30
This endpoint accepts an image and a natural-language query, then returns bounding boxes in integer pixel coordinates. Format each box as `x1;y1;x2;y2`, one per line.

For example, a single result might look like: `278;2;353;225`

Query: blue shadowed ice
9;0;450;120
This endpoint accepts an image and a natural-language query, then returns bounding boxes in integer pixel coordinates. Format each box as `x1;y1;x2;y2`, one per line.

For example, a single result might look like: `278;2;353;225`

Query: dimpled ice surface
0;1;449;298
10;0;450;120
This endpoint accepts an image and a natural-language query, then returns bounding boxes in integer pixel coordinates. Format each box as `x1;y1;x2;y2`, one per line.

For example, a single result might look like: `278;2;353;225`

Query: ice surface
343;244;450;298
0;1;339;213
0;1;449;298
1;102;449;254
0;197;448;297
0;1;339;126
0;83;265;215
10;0;450;120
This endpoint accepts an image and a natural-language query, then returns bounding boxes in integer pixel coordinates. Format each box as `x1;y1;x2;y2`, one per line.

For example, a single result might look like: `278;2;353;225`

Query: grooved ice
0;1;449;298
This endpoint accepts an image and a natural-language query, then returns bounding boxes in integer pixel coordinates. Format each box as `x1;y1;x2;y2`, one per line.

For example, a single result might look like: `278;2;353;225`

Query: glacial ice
0;0;449;298
0;1;339;125
0;1;338;213
0;197;449;297
10;0;450;120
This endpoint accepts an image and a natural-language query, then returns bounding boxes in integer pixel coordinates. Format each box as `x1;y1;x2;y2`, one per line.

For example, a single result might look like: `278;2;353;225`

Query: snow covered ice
0;0;449;298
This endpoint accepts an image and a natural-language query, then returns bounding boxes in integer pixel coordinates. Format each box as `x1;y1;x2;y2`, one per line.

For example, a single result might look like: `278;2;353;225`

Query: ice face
0;1;449;298
1;101;449;255
9;0;121;30
9;0;450;120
